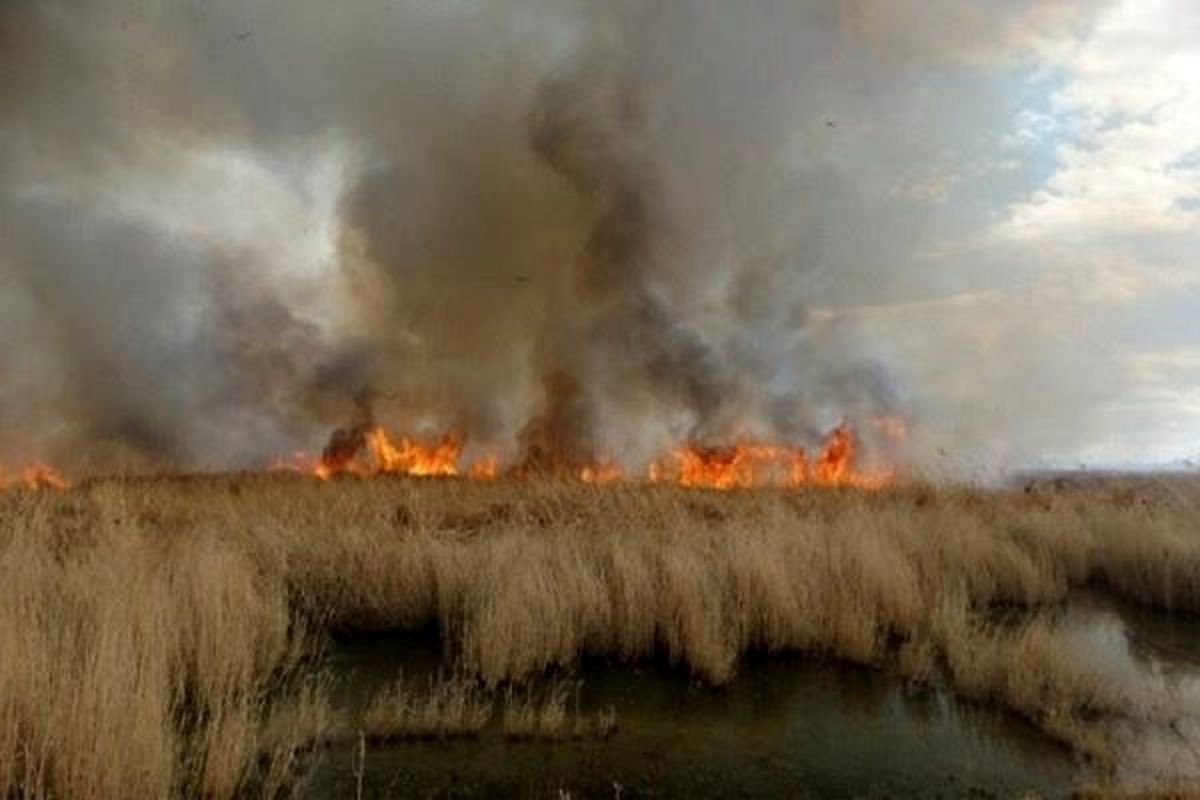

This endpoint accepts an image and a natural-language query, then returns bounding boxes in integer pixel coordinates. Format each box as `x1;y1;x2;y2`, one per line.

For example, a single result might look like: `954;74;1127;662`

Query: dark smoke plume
1;0;1110;474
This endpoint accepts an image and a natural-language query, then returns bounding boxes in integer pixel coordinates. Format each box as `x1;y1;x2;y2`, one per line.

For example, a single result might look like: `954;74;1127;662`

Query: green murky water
302;634;1078;798
295;591;1200;798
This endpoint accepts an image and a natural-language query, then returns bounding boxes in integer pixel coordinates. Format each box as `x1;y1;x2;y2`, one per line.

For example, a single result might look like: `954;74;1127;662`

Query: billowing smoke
0;1;1115;474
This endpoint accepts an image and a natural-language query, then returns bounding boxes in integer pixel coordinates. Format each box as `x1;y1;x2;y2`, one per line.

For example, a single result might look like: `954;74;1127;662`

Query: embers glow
579;460;624;484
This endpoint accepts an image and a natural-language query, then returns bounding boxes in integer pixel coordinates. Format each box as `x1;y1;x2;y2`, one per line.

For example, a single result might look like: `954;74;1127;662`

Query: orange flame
467;453;498;480
274;427;495;481
653;442;804;489
648;423;893;490
0;461;69;491
273;420;899;490
366;427;461;477
580;460;624;484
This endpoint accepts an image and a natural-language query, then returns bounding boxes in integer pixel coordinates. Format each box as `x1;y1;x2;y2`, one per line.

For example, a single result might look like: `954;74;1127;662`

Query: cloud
995;0;1200;241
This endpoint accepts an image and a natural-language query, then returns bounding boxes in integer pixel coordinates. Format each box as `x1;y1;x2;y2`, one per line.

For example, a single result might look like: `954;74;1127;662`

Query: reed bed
500;679;619;741
0;489;334;798
1;472;1198;796
357;672;614;743
361;672;490;741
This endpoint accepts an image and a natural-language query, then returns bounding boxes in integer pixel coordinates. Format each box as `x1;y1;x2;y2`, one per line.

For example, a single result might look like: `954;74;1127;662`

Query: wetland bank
4;0;1197;796
3;474;1200;797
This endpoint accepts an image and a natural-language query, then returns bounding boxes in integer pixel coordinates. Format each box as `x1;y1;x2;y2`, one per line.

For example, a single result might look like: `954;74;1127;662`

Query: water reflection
306;635;1077;798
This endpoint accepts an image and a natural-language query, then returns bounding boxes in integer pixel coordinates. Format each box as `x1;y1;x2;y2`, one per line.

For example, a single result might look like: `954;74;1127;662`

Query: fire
273;427;495;481
365;428;461;477
580;460;624;484
654;442;804;489
274;420;899;490
467;454;498;480
648;423;893;490
1;420;897;493
0;461;69;491
813;423;853;483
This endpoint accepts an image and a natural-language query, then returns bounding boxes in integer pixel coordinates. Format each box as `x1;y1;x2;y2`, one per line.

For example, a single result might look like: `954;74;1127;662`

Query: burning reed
268;418;897;490
1;473;1199;796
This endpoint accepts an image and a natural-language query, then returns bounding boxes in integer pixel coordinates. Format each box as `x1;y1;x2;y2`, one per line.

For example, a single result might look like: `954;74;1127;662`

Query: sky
0;0;1197;475
821;0;1200;470
959;0;1199;467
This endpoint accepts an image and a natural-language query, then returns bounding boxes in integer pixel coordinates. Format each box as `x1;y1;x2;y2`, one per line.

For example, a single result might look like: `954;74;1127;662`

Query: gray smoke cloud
0;0;1115;474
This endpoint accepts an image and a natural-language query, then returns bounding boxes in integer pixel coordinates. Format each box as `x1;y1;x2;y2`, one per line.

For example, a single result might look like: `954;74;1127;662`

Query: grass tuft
2;473;1199;795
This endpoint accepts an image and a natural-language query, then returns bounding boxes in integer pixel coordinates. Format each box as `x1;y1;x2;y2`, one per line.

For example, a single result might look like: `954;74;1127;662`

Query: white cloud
836;0;1200;468
995;0;1200;241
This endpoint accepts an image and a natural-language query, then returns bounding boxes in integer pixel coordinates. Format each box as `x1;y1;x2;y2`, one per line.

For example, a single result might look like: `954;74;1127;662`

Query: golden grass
1;472;1198;795
938;610;1128;761
0;488;334;798
500;680;574;741
359;672;615;742
501;680;618;742
361;672;490;741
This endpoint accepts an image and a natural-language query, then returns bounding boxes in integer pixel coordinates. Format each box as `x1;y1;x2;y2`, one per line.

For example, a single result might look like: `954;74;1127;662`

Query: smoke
0;0;1115;474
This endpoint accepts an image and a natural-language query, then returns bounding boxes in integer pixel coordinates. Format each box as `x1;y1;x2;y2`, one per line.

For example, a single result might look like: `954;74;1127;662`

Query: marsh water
301;594;1200;799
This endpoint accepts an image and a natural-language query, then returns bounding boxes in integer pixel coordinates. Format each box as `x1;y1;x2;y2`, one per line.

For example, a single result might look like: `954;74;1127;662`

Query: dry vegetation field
2;472;1199;797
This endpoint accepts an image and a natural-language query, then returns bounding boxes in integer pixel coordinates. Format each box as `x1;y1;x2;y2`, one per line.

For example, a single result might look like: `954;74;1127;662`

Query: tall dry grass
361;672;490;741
1;472;1198;795
0;487;333;799
358;672;615;742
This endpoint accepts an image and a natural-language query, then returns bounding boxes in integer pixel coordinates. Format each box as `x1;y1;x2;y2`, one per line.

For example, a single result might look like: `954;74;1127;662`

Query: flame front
0;421;896;492
274;427;493;481
654;442;804;489
467;454;498;480
580;460;624;484
648;423;891;490
366;428;461;477
0;461;69;491
273;420;897;490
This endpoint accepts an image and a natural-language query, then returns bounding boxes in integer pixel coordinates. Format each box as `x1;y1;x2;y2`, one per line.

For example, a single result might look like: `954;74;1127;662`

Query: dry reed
502;680;570;741
0;487;335;798
361;672;490;741
359;673;615;743
1;472;1198;795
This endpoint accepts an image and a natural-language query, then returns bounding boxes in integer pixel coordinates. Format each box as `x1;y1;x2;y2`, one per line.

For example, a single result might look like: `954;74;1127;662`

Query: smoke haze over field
2;0;1197;474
